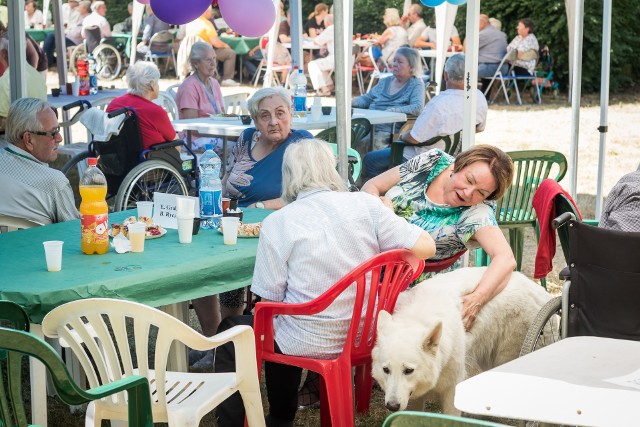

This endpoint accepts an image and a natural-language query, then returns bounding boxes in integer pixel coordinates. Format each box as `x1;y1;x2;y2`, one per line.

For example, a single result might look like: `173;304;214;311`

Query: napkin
111;233;131;254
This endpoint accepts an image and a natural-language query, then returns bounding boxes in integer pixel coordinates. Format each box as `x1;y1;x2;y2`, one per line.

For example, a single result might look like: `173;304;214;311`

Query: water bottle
198;144;223;229
292;68;307;118
79;158;109;254
88;54;98;95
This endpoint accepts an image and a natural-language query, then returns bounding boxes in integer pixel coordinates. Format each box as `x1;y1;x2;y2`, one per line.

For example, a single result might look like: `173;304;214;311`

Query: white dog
371;267;551;415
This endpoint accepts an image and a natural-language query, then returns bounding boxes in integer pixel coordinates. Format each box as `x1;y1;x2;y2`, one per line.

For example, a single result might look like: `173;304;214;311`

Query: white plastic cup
72;80;80;97
43;241;64;272
136;201;154;218
177;216;193;244
175;196;196;218
128;222;146;253
221;217;240;245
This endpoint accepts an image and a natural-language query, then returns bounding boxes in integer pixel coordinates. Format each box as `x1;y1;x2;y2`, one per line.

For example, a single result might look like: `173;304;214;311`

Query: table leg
186;130;192;149
30;324;48;426
221;136;228;176
160;302;189;372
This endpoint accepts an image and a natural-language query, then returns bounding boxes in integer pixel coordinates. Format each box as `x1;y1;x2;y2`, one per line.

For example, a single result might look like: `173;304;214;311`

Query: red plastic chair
253;249;424;427
422;249;467;274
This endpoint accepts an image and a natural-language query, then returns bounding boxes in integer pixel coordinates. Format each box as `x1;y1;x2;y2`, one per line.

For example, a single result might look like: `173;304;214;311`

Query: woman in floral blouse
362;145;516;331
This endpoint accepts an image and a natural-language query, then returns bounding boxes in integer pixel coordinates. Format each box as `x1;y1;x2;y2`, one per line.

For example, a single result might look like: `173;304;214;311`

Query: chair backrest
368;44;385;73
327;140;362;185
222;92;250;115
84;26;102;54
564;219;640;340
496;150;567;225
389;130;461;168
42;298;210;415
164;83;180;102
0;327;153;427
0;301;30;332
351;118;371;142
383;410;510;426
148;30;174;55
154;92;179;120
553;193;583;265
0;214;42;233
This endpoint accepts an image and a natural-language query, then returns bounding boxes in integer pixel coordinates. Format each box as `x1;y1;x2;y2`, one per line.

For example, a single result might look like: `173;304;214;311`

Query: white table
172;108;407;172
455;336;640;426
419;49;456;77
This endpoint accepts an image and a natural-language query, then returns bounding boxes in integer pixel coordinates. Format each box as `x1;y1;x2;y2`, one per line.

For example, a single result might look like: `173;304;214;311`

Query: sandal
297;371;321;409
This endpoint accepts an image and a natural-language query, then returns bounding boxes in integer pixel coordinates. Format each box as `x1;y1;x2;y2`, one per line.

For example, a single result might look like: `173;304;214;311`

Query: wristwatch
255;202;265;209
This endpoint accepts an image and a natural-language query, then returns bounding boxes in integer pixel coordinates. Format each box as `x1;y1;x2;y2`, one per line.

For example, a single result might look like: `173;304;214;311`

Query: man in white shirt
403;4;427;47
43;0;90;67
363;54;488;177
81;1;111;39
307;14;335;96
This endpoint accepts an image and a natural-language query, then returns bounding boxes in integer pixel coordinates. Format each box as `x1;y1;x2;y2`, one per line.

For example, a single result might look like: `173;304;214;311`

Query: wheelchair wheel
93;43;122;80
114;160;188;212
68;43;87;75
62;150;91;208
520;296;562;356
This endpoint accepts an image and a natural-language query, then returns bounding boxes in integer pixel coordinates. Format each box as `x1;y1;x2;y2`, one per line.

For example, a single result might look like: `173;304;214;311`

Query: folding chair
145;30;177;78
365;44;392;92
483;51;541;105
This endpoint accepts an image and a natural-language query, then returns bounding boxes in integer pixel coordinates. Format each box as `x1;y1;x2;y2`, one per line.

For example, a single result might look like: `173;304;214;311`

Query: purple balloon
150;0;211;25
137;0;150;5
219;0;276;37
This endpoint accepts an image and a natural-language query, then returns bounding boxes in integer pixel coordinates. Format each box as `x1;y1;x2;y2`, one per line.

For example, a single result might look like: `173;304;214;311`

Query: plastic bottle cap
88;157;97;166
205;143;214;151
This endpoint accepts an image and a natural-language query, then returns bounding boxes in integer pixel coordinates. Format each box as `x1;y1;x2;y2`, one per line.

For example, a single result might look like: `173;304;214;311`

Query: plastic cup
128;222;146;253
221;217;240;245
136;201;154;218
43;241;63;272
72;80;80;96
51;88;61;97
177;216;193;244
175;196;196;218
192;217;201;235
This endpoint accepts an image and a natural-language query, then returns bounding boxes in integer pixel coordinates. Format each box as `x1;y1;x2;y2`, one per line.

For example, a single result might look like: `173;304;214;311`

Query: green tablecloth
26;28;55;43
0;209;269;323
220;35;260;56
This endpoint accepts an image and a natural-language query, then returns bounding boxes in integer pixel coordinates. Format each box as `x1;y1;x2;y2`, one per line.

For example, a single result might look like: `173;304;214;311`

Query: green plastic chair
389;131;462;168
0;311;153;427
351;118;371;142
383;411;510;426
475;150;568;271
315;128;362;188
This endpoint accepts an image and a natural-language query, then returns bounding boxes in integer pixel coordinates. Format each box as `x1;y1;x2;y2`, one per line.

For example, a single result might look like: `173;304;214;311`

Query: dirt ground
42;70;640;426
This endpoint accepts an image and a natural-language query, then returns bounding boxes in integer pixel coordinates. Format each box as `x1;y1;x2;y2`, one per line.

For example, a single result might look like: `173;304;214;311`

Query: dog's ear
422;321;443;353
376;310;392;334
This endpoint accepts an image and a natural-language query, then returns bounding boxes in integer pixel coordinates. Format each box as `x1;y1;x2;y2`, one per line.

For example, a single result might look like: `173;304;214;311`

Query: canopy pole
8;0;27;101
52;0;68;86
263;0;282;87
333;0;351;181
289;0;303;71
462;0;480;151
568;0;584;198
595;0;612;219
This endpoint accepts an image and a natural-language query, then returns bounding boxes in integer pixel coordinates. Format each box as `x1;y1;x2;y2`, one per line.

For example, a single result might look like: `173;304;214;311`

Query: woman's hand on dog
461;293;484;331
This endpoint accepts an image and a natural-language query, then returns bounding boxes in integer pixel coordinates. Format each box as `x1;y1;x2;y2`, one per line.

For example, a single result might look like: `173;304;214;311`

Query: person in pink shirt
106;61;177;150
176;42;226;152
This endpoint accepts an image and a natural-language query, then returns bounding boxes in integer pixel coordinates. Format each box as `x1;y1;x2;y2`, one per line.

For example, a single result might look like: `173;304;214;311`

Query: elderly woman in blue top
352;47;425;150
222;87;313;209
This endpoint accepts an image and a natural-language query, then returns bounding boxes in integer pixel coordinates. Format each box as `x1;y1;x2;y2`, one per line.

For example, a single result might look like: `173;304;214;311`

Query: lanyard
4;146;41;164
195;74;220;115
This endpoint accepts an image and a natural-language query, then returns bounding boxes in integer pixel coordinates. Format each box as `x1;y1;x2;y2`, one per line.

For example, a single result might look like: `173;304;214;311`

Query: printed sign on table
152;193;199;229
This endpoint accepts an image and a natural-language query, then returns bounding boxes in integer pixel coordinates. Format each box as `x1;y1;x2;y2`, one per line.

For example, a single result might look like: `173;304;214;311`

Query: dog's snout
385;401;401;412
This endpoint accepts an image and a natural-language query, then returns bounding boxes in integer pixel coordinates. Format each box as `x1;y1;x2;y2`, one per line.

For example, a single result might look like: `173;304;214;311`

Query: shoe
297;371;321;409
191;350;214;371
188;349;209;366
221;79;240;86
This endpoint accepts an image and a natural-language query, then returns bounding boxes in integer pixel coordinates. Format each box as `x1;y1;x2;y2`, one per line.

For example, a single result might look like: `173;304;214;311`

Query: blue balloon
448;0;468;5
420;0;445;7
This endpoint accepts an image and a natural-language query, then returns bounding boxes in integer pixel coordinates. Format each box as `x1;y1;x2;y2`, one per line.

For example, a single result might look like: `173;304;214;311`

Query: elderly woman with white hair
222;86;313;209
212;139;435;427
106;61;177;149
371;8;409;65
176;42;225;152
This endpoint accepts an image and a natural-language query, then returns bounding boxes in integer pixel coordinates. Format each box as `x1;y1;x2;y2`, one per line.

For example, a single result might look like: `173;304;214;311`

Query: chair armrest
388;134;454;168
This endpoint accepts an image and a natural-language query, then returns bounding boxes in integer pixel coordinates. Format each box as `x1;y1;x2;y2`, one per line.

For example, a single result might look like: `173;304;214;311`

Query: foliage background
10;0;640;92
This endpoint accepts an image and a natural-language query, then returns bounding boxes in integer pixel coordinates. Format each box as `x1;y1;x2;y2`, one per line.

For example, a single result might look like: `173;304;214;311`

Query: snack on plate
111;216;165;238
139;216;153;226
145;225;163;237
111;223;122;237
238;222;262;237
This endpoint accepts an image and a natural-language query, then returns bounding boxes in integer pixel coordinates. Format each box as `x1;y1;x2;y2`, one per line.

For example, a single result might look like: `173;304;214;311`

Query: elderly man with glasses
0;98;79;225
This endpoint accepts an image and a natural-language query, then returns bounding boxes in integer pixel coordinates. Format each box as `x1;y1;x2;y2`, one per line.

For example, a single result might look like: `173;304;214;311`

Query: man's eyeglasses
28;127;61;140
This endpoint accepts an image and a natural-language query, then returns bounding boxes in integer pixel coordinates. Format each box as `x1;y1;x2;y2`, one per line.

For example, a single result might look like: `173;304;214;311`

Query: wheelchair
69;27;127;80
520;203;640;356
61;100;198;212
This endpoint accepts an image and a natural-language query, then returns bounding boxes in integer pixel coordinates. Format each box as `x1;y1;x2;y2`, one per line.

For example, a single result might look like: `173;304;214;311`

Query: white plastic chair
222;93;250;115
42;298;266;427
154;92;179;120
165;83;180;103
366;44;392;93
0;214;42;233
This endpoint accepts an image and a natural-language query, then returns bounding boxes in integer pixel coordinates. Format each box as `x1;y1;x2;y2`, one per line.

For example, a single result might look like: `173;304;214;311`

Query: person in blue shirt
222;87;312;209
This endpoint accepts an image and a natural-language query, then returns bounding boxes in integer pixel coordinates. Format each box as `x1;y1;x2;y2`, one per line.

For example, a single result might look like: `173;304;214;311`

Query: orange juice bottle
80;158;109;254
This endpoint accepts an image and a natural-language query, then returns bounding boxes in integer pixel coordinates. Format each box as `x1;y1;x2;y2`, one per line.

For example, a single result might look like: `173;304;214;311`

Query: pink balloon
219;0;276;37
137;0;150;4
150;0;211;25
